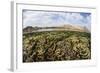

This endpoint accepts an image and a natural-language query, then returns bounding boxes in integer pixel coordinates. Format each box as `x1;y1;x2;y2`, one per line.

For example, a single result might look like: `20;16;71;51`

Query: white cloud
23;10;91;30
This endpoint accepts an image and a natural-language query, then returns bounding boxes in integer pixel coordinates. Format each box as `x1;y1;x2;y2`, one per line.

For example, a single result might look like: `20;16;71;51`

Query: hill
23;24;90;34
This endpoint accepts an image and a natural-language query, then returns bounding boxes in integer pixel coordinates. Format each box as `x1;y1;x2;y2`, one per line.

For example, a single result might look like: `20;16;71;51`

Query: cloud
23;10;91;30
64;13;84;25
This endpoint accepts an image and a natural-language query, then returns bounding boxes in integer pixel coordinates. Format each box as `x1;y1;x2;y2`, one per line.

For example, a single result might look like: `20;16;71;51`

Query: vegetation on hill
23;31;91;62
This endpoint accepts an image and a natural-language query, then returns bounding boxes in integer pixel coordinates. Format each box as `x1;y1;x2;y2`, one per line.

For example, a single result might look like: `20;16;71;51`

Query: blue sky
23;10;91;30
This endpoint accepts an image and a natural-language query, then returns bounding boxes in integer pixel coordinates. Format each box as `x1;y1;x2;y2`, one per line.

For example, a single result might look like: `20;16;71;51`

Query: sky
23;10;91;30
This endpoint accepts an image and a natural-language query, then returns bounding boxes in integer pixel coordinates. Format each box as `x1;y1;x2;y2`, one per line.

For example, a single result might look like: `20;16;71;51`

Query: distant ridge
23;24;90;33
61;24;90;32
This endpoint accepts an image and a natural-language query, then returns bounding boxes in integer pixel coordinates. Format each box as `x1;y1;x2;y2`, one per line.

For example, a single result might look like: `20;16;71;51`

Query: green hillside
23;31;91;62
